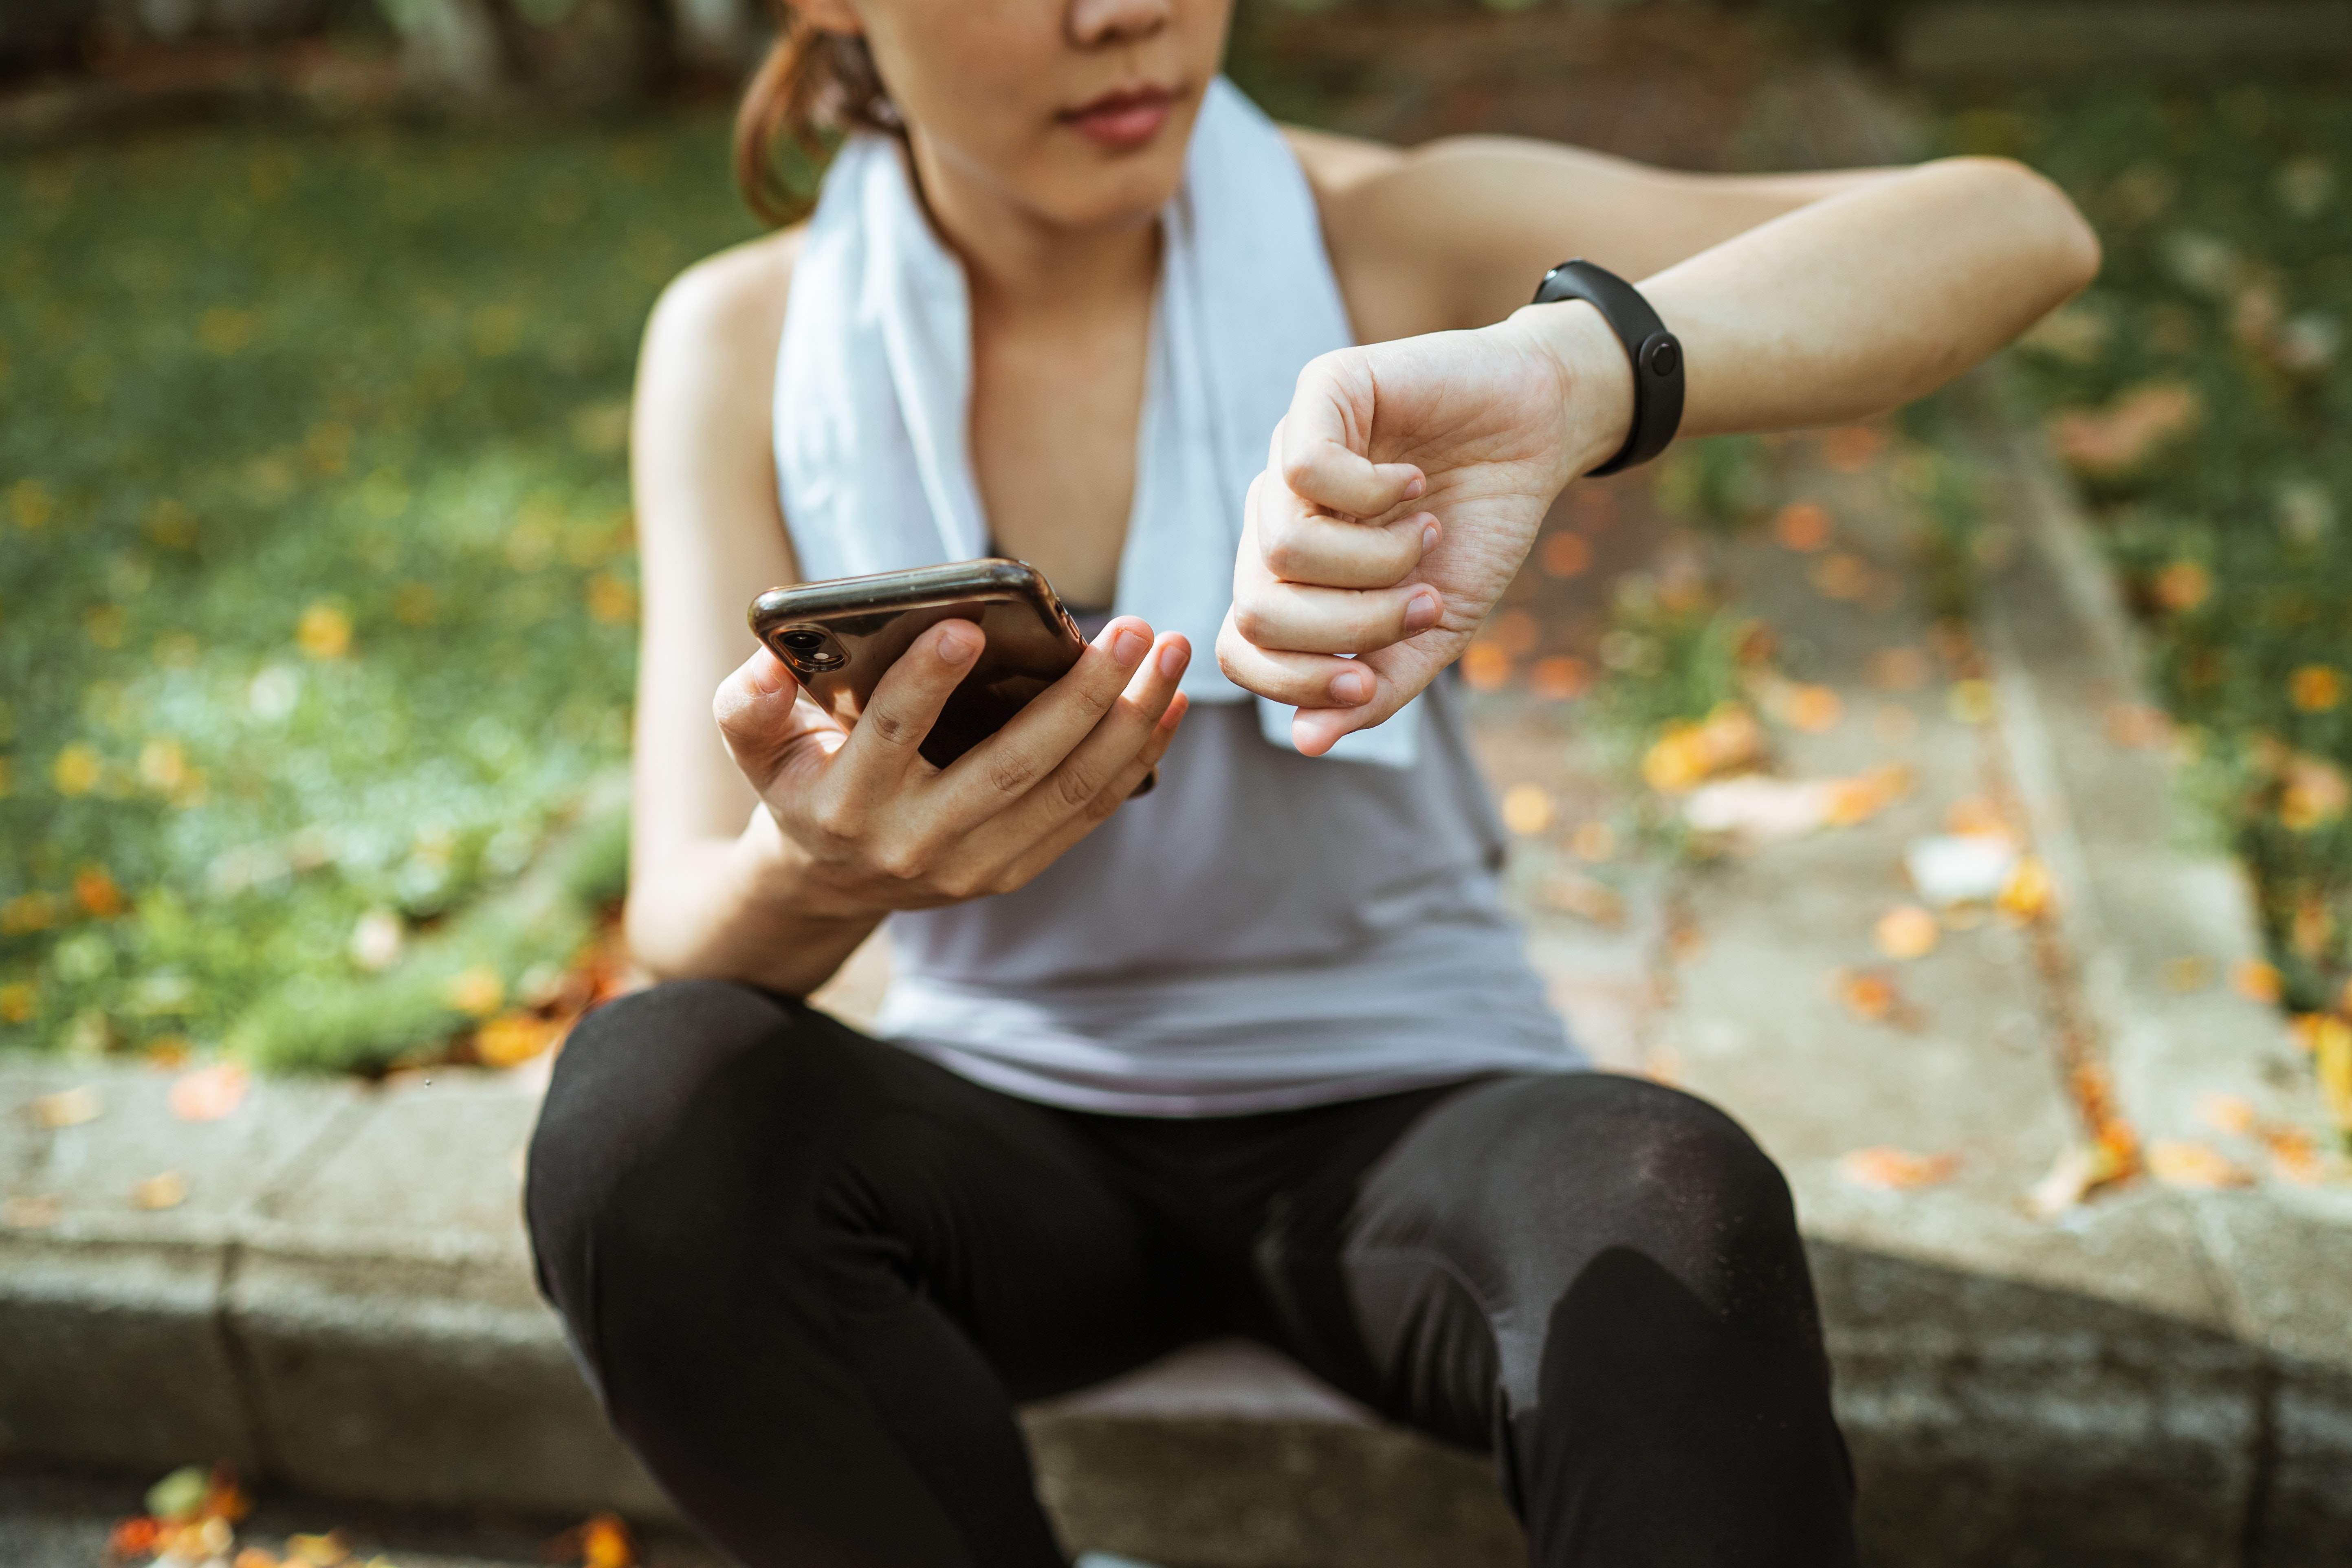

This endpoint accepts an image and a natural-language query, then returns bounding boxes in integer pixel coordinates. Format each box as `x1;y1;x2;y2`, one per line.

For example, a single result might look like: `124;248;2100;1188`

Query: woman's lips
1061;86;1175;150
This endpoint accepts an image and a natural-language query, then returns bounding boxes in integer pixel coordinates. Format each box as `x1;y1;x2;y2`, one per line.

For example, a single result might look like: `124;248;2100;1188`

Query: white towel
772;76;1420;766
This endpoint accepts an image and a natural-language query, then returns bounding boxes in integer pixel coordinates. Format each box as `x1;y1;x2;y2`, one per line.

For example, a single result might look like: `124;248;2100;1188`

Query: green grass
1933;83;2352;1015
1;113;762;1068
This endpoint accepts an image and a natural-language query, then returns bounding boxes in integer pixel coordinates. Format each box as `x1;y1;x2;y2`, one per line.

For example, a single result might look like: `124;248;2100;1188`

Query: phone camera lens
780;629;826;653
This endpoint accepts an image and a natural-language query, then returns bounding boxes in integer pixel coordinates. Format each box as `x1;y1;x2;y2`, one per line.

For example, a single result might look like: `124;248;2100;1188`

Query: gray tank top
875;654;1583;1115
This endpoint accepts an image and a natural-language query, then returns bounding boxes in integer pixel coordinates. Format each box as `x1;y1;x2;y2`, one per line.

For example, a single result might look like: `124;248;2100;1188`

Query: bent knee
1469;1075;1802;1302
526;982;805;1272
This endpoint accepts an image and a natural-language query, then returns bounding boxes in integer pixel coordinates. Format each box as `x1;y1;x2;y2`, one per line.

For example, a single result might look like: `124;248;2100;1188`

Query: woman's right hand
712;616;1190;917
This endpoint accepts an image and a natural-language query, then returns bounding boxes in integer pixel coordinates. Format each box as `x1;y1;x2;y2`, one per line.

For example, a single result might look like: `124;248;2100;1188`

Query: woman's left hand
1217;304;1631;755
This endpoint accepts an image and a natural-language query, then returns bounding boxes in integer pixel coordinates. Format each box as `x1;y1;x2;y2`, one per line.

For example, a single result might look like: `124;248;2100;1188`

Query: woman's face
810;0;1235;233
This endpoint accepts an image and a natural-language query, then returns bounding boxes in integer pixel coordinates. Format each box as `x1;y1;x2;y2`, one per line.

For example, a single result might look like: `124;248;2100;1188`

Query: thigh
1255;1071;1815;1439
528;980;1188;1401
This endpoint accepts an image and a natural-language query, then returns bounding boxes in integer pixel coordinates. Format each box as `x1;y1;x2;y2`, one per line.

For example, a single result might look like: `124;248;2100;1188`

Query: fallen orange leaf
1538;532;1592;578
1500;783;1553;836
74;866;124;918
2290;664;2343;713
448;965;506;1018
285;1530;350;1565
2233;959;2283;1006
2025;1137;2136;1217
1821;424;1888;472
583;1512;637;1568
2049;382;2200;475
2147;1139;2253;1190
1838;1145;1961;1190
1996;855;2057;922
31;1085;103;1129
170;1062;250;1122
297;601;352;660
2197;1092;2256;1136
1867;646;1931;691
1808;553;1873;602
1773;501;1833;552
132;1172;189;1210
1832;966;1919;1029
1527;655;1592;700
1569;820;1617;863
1822;763;1915;826
1459;642;1512;692
476;1012;566;1069
1781;684;1844;734
2259;1125;2328;1186
2161;956;2212;993
2152;560;2210;611
1947;679;1998;725
2320;1017;2352;1132
1874;904;1941;960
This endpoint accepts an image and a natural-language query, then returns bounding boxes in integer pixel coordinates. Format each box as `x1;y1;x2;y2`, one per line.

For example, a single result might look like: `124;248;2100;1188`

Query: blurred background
2;2;2349;1566
5;0;2348;1090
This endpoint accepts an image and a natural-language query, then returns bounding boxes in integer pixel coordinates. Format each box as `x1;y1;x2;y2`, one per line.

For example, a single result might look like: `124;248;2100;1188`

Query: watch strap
1531;259;1684;477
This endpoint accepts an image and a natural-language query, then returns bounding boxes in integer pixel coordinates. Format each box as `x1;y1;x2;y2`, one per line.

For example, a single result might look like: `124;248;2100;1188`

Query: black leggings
525;981;1856;1568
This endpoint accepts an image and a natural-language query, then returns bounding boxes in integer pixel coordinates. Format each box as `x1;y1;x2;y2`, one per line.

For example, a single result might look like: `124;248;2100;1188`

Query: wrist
1505;299;1637;483
729;805;873;924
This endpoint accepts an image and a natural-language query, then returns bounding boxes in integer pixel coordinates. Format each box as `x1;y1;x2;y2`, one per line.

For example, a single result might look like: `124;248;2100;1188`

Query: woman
526;0;2099;1564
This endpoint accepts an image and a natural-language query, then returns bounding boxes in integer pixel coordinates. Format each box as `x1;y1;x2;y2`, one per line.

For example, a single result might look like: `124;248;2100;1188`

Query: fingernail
937;626;979;665
1331;668;1372;705
1404;474;1426;500
1112;627;1150;667
1157;638;1190;679
1404;590;1441;632
1420;520;1440;555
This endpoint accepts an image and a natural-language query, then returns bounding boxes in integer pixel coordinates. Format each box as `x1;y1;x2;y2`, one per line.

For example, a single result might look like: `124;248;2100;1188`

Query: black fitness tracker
1531;259;1684;476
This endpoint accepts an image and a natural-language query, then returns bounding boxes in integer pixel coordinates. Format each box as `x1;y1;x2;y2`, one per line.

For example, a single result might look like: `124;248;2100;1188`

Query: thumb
713;646;834;794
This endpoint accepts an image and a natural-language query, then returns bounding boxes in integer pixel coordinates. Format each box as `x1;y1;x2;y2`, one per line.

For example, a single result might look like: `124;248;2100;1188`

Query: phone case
748;559;1092;771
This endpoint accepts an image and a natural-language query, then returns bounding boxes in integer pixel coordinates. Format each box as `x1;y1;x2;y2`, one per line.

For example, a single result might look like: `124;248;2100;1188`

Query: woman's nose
1066;0;1171;48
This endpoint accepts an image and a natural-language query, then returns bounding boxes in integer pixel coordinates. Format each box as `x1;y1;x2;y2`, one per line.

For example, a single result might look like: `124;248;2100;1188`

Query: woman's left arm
1225;142;2101;754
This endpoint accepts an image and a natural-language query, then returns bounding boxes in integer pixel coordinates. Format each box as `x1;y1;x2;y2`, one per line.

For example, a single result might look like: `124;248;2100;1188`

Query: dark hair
733;4;899;227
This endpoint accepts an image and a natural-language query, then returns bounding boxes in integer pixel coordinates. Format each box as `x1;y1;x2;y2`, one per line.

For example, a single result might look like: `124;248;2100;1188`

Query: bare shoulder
1282;124;1407;194
646;225;805;362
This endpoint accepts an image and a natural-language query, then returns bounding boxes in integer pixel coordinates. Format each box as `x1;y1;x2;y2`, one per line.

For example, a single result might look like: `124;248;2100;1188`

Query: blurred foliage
1934;82;2352;1012
0;113;763;1069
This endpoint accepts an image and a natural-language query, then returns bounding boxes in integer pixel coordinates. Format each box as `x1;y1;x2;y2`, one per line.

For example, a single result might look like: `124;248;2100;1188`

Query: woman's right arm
622;232;865;993
623;237;1191;995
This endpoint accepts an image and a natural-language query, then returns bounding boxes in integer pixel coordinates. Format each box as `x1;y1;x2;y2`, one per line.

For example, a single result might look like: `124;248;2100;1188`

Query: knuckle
987;751;1041;798
871;842;927;883
1230;598;1274;645
1054;762;1102;813
1261;524;1311;581
932;866;981;902
864;706;917;749
1073;676;1119;719
810;798;860;842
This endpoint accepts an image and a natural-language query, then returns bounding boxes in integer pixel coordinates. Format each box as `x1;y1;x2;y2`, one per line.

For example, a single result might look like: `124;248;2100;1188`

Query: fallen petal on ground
2148;1139;2254;1190
1839;1145;1962;1190
169;1061;250;1122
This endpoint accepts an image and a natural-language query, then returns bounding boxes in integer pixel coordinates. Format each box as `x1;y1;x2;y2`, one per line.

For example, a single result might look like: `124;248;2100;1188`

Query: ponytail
733;4;898;227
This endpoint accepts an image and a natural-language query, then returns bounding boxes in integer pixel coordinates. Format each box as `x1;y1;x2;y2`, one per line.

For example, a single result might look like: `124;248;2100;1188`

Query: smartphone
749;559;1151;785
